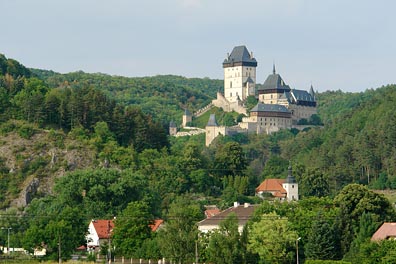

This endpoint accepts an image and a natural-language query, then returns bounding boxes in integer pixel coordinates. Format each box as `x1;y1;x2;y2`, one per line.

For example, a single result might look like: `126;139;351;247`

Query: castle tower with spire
223;45;257;102
282;163;299;201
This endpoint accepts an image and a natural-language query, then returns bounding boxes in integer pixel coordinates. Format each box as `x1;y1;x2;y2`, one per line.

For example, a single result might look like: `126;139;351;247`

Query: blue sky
1;0;395;92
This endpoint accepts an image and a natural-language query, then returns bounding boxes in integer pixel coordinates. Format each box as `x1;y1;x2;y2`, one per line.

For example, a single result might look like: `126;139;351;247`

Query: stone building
207;45;318;146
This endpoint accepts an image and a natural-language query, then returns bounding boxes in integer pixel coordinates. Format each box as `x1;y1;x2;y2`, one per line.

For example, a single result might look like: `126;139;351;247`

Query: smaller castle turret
182;109;192;127
169;120;177;136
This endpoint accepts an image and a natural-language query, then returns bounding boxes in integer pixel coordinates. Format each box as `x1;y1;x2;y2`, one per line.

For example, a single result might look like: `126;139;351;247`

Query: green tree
334;184;396;255
214;141;247;177
248;212;298;263
301;167;330;197
305;212;339;260
157;197;202;264
112;201;153;258
206;213;243;264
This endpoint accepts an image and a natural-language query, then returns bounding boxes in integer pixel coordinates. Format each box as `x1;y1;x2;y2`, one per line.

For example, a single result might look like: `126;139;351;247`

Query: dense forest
0;53;396;263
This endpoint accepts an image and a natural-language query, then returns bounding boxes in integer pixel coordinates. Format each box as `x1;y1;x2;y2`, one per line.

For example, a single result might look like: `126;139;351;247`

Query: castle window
230;92;232;97
292;185;294;188
230;81;232;88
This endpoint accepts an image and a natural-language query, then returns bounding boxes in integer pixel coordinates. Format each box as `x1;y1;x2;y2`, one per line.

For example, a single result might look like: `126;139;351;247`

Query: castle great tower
223;46;257;102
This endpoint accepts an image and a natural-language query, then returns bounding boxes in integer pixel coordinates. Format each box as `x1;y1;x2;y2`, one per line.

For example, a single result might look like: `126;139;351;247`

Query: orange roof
205;208;221;218
92;220;114;239
149;219;164;232
371;222;396;241
256;178;286;196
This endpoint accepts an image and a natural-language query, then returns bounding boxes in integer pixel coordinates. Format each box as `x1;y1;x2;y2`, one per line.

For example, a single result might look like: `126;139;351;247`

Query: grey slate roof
309;85;315;99
207;114;218;127
290;89;315;102
184;109;192;116
223;46;257;67
250;103;291;113
169;120;176;127
285;164;297;184
259;72;291;91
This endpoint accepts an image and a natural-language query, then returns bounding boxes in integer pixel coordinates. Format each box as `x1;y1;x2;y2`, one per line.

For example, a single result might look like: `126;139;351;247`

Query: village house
86;219;164;252
371;222;396;241
197;202;257;234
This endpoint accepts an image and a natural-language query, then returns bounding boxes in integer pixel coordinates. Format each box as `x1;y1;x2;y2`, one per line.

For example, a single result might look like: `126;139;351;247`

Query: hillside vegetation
31;69;222;124
0;54;395;262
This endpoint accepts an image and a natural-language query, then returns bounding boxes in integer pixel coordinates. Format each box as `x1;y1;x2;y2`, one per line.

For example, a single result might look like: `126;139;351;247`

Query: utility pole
58;234;62;264
296;237;301;264
1;227;12;255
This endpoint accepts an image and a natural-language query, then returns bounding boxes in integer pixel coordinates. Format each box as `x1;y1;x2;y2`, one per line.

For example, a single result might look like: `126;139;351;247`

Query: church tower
223;46;257;103
282;163;299;201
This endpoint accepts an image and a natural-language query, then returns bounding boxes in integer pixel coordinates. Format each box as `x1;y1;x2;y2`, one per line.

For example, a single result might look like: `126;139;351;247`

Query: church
207;45;318;146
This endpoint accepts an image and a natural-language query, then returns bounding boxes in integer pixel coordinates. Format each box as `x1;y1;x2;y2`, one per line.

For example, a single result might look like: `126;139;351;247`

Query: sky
1;0;395;92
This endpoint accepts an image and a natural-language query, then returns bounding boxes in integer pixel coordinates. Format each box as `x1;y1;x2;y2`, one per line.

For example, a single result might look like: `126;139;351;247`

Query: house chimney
234;202;240;208
244;203;250;208
250;51;253;59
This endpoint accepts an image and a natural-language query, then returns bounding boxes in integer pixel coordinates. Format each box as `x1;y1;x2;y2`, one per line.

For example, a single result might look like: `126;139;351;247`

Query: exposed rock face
24;178;40;206
1;129;96;209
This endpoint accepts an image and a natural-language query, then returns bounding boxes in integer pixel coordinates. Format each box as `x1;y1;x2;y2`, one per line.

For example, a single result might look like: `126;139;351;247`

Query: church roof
255;179;287;198
207;114;218;127
258;68;291;91
290;89;315;103
223;46;257;67
250;103;290;113
285;164;297;183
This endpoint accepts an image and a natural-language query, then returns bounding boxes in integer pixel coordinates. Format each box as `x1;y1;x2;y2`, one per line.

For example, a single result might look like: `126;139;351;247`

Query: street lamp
1;227;12;255
296;237;301;264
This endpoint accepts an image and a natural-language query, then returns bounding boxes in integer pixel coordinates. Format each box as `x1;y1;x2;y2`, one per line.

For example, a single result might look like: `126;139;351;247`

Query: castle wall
212;93;247;114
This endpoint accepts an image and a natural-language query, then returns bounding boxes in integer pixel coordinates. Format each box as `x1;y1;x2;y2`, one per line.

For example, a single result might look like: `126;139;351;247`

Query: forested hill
31;69;222;123
276;84;396;194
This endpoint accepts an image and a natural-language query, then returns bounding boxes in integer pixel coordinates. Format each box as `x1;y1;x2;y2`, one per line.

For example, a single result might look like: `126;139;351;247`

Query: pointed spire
273;62;276;74
286;161;296;183
309;83;315;100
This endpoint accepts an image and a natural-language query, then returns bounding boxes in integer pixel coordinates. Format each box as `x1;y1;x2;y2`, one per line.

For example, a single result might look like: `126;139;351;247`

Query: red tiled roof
92;220;114;239
150;219;164;232
371;222;396;241
205;208;221;218
255;179;287;198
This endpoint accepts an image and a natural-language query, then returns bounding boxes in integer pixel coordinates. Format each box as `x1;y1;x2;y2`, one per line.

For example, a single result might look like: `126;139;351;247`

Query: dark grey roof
285;164;297;184
184;109;192;116
207;114;218;127
169;120;176;127
245;76;254;83
223;46;257;67
259;72;291;91
309;85;315;99
291;89;315;102
250;103;290;113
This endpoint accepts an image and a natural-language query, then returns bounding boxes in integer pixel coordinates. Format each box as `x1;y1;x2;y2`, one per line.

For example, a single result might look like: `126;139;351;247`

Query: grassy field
374;189;396;204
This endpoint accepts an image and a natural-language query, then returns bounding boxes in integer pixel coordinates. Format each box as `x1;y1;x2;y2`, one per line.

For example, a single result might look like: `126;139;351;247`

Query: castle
206;45;318;146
